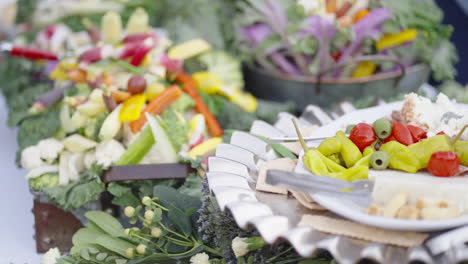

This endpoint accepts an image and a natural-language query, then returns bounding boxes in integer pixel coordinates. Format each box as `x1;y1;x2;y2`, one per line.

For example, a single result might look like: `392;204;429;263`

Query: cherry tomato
437;131;446;135
128;75;147;95
392;122;413;146
383;135;396;143
407;125;427;142
349;123;377;152
428;151;460;177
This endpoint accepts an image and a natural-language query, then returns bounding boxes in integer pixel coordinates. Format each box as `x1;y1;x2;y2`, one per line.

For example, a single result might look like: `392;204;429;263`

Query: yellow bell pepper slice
188;137;222;159
119;94;147;122
227;90;258;112
193;72;223;94
352;61;376;78
376;29;418;51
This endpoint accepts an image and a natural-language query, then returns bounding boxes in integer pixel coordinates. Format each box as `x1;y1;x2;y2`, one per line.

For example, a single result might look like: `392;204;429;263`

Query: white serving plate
294;103;468;232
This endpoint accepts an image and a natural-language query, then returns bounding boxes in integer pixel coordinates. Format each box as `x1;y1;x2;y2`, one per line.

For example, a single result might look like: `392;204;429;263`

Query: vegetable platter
206;92;468;264
0;7;295;253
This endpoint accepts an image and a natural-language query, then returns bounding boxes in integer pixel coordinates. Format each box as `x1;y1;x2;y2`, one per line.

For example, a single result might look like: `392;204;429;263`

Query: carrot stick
129;85;183;133
176;73;223;137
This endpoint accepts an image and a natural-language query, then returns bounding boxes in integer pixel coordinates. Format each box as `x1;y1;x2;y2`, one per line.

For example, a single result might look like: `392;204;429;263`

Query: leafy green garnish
41;165;105;210
29;173;59;191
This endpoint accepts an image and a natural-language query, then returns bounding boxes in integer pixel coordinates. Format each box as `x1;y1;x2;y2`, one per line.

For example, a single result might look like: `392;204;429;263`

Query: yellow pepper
193;72;223;94
352;61;376;78
408;135;453;168
376;29;418;51
318;137;342;156
353;154;371;168
363;145;375;157
303;149;329;176
327;153;344;166
336;131;362;168
119;94;147;122
188;137;222;159
381;141;421;173
316;151;346;173
329;165;369;181
227;90;258;112
455;141;468;166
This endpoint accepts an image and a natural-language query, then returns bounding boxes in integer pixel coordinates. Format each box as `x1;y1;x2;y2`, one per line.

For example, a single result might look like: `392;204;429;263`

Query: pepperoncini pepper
363;145;375;157
318;137;342;156
303;149;329;176
119;94;147;122
381;141;421;173
329;165;369;181
336;131;362;168
316;151;346;173
454;141;468;166
408;135;453;168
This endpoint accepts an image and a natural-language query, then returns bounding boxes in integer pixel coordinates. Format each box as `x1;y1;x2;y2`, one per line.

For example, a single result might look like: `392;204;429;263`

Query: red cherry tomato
392;122;413;146
407;125;427;142
437;131;446;135
349;123;377;152
428;151;460;177
383;135;396;143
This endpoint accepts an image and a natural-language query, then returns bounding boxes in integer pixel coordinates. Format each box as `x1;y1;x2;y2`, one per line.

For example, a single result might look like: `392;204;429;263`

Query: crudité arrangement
235;0;457;81
295;93;468;220
1;7;295;212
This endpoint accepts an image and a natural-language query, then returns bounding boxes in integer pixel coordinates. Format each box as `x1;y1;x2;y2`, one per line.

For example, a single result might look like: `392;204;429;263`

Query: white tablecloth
0;96;42;263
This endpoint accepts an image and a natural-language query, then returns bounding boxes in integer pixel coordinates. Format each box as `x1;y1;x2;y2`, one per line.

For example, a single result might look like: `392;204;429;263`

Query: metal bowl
244;64;430;110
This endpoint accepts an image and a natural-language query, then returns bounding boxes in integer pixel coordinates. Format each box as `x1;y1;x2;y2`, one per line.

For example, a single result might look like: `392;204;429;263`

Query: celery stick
116;126;155;165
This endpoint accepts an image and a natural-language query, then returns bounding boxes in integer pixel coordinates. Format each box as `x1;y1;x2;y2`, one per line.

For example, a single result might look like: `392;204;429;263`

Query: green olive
373;118;392;139
345;124;356;134
370;151;390;170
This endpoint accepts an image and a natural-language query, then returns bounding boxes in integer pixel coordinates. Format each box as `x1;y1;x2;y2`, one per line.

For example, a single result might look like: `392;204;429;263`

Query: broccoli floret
217;102;256;131
29;173;59;191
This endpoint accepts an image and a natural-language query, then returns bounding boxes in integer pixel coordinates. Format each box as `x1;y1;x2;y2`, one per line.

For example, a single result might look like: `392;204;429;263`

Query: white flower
95;139;126;167
190;252;210;264
37;138;64;163
232;237;249;258
144;210;155;220
42;247;60;264
21;146;44;170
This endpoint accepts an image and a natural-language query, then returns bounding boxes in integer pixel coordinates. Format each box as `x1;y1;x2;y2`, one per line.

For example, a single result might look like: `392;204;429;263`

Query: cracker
298;215;428;248
255;158;296;195
290;190;326;211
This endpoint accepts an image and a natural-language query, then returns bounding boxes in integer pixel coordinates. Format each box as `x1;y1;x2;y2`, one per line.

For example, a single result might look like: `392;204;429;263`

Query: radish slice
122;33;157;44
130;41;155;66
119;42;141;59
189;135;204;150
80;45;114;66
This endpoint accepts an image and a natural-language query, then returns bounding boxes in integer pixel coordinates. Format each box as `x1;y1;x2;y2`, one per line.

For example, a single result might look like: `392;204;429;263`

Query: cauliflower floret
83;150;97;170
21;146;44;170
25;165;59;179
37;138;64;163
95;140;126;167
